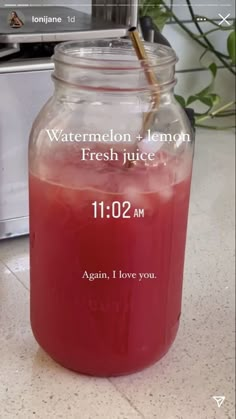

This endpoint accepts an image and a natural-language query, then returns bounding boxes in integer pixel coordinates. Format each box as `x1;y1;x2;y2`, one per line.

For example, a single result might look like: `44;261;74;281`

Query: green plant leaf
186;93;220;111
208;93;220;106
198;93;220;107
186;95;198;106
186;63;218;108
227;31;236;64
139;0;171;31
198;63;218;96
152;13;171;31
175;95;186;107
209;62;217;78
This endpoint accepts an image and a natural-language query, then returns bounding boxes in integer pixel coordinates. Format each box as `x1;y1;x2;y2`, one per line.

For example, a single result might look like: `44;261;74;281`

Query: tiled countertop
0;129;235;419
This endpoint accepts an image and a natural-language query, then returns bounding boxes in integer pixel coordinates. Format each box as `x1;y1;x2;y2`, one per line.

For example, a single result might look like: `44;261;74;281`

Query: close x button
218;13;231;26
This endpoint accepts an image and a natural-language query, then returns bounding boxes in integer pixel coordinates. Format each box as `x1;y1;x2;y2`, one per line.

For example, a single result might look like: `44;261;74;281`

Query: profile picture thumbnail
8;11;25;29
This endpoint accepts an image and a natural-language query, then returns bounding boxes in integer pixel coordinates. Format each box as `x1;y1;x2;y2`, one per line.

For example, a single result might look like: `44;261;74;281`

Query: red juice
29;153;192;376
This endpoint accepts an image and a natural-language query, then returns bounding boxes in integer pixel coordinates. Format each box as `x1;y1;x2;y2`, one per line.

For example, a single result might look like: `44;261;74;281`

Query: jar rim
54;39;178;70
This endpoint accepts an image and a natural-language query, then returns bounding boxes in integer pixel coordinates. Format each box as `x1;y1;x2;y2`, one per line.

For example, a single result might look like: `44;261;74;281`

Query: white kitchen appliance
0;3;137;239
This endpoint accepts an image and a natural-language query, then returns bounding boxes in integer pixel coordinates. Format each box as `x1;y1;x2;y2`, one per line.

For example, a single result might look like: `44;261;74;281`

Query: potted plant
139;0;236;129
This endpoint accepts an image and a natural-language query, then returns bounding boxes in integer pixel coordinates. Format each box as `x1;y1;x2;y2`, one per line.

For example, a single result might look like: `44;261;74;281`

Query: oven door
0;60;53;239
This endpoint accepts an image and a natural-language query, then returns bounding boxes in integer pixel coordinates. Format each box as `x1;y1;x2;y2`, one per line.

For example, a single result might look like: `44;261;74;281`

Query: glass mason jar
29;39;194;377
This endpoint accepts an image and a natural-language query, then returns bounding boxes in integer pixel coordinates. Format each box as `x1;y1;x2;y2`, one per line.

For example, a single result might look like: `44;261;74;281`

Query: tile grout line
0;258;29;292
108;378;146;419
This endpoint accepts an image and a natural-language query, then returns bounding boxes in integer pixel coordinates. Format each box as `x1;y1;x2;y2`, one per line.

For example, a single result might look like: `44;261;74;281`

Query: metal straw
128;27;160;138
